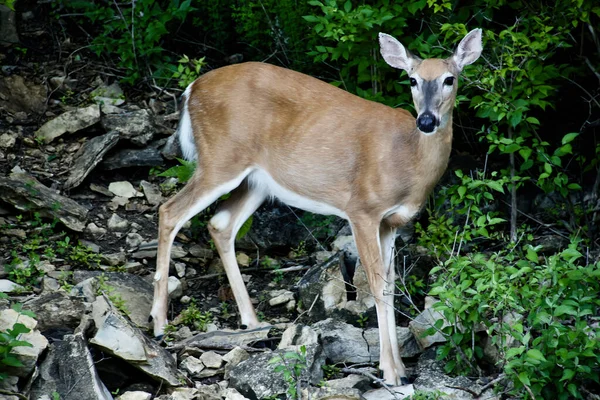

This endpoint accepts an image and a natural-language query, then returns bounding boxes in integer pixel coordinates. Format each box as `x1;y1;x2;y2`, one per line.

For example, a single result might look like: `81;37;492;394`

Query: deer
150;29;482;386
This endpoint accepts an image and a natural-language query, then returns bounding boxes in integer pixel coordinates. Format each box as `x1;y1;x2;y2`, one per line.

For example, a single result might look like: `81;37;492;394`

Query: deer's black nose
417;112;437;133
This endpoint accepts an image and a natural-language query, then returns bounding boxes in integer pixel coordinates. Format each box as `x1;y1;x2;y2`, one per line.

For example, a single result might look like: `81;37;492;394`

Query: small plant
58;271;74;292
96;274;129;315
410;390;444;400
269;345;308;400
0;295;35;381
220;302;231;319
356;313;369;328
158;158;197;184
162;323;177;343
180;301;213;332
172;55;206;88
322;363;340;380
262;256;283;283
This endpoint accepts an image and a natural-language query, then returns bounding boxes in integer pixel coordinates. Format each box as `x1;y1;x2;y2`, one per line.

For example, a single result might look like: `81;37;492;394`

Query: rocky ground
0;5;514;400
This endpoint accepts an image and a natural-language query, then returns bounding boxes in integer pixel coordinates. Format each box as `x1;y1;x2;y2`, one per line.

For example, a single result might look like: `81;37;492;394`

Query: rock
414;349;498;399
90;183;115;197
298;253;375;321
0;132;17;149
103;147;164;170
179;326;271;349
0;75;46;114
200;351;224;369
168;276;183;299
278;325;319;349
92;81;125;106
108;213;130;231
101;252;127;266
64;131;120;189
72;271;153;329
223;347;250;376
140;180;163;206
171;325;193;341
304;386;364;400
171;245;187;259
224;389;249;400
116;392;152;400
126;232;144;249
108;181;138;198
0;173;88;231
236;253;251;267
175;262;186;278
90;296;184;386
0;279;25;293
229;345;324;400
312;319;420;364
102;109;155;146
324;374;371;392
22;291;87;331
36;105;101;143
0;5;19;46
180;356;205;376
0;308;48;377
87;222;107;237
409;308;449;350
29;333;113;400
189;245;214;260
363;385;415;400
268;289;295;307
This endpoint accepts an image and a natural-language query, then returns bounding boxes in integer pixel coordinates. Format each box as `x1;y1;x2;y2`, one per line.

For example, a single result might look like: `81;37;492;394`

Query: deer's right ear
379;33;417;72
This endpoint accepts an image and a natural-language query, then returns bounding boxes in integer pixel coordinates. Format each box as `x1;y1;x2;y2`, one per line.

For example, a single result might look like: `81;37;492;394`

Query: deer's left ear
379;33;420;72
452;29;483;71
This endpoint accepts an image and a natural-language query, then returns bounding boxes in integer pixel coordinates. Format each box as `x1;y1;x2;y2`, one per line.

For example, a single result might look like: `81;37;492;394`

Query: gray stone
92;81;125;106
324;374;371;392
108;181;138;198
0;173;88;231
102;109;155;146
409;308;449;350
0;279;24;293
229;345;324;400
0;132;16;149
72;271;153;329
64;131;120;189
268;289;295;307
224;389;249;400
90;296;184;386
0;309;48;377
168;276;183;299
101;252;127;266
413;349;499;399
29;333;113;400
179;326;271;349
140;180;163;206
189;245;214;260
87;222;107;237
363;385;415;400
36;105;101;143
116;392;152;400
126;232;144;249
200;351;224;369
171;245;187;259
278;325;319;349
108;213;130;231
103;147;164;170
223;347;250;376
0;5;19;46
22;291;87;331
313;319;420;364
304;386;364;400
0;75;46;115
180;356;205;376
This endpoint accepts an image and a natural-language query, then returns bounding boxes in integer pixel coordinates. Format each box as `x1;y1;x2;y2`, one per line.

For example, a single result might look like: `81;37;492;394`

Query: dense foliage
45;0;600;398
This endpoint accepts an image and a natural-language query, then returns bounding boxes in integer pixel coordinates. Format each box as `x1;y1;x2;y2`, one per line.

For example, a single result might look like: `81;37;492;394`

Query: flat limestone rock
29;333;113;400
35;105;101;143
64;131;120;189
179;326;271;349
0;172;88;231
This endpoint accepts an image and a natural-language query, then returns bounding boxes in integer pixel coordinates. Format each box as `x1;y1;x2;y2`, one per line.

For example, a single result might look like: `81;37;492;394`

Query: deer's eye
443;76;455;86
409;78;417;87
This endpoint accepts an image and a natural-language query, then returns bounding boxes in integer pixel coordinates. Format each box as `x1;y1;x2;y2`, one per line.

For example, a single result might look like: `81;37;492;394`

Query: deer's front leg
351;217;407;386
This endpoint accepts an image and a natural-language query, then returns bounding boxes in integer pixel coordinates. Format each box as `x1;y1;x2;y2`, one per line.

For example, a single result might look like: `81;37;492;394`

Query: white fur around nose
210;210;231;232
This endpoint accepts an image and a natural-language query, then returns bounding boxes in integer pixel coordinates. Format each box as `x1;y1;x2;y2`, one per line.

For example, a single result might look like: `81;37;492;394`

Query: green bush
427;241;600;399
0;296;35;381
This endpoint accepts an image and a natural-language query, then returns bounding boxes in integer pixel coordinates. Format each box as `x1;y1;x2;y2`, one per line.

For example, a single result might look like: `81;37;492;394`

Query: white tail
151;29;482;386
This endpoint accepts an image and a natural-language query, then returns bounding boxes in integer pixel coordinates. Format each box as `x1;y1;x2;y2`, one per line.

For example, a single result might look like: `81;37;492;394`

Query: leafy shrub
427;240;600;399
0;295;35;380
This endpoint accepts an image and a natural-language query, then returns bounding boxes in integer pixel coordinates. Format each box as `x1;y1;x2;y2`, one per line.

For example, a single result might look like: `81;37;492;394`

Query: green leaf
236;216;253;240
457;186;466;198
526;349;546;362
344;0;351;12
428;286;445;296
554;305;576;317
561;132;579;145
560;369;575;382
486;181;504;193
518;371;530;386
303;15;320;22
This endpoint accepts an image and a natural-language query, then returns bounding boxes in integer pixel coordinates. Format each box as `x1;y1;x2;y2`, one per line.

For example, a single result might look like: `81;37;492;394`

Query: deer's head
379;29;483;135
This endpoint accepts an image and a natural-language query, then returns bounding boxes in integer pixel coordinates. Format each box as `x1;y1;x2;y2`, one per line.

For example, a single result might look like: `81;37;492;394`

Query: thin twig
341;368;403;399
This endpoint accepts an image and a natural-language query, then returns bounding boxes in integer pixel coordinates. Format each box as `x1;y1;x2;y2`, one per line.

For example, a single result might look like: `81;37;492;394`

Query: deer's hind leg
150;167;253;338
208;177;267;328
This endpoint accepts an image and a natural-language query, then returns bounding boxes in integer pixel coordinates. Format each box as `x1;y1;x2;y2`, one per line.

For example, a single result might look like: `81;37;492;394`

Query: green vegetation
179;301;213;332
96;274;129;315
0;295;35;381
269;345;309;400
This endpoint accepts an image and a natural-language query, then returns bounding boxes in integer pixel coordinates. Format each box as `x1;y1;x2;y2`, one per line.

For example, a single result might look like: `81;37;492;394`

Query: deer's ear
379;33;419;72
453;29;483;71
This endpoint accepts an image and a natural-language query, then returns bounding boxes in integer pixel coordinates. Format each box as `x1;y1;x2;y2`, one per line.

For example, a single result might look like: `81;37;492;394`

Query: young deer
150;29;482;386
